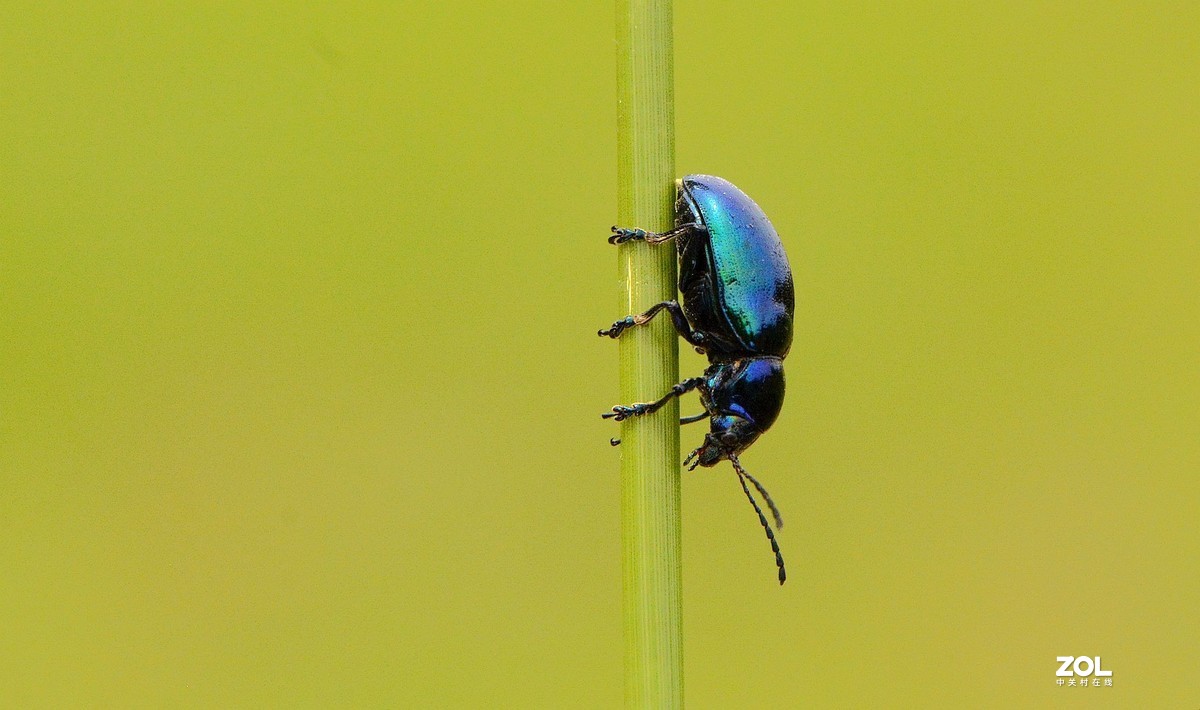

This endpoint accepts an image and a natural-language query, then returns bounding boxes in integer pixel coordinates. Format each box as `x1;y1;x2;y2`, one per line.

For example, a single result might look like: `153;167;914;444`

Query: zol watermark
1055;656;1113;687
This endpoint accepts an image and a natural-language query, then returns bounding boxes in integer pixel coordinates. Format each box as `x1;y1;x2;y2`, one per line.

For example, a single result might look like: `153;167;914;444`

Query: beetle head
685;414;762;469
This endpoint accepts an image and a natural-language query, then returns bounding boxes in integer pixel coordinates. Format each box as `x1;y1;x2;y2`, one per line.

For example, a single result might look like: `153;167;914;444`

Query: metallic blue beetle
600;174;794;584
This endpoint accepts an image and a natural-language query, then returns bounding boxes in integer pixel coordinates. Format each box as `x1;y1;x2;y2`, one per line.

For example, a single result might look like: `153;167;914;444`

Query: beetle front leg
597;300;707;349
603;377;705;422
608;222;703;245
610;411;709;446
610;410;709;446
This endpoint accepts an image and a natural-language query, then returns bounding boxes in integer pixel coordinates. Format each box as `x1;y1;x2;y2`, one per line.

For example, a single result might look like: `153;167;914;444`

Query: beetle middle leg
603;377;705;422
597;300;706;349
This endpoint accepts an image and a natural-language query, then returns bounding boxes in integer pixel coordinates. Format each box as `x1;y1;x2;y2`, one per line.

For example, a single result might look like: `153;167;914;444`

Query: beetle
600;174;794;585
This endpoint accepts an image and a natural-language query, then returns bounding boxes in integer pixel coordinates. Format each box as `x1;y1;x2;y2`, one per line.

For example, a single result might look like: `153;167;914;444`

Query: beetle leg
597;300;707;349
610;411;709;446
602;377;705;422
608;222;703;245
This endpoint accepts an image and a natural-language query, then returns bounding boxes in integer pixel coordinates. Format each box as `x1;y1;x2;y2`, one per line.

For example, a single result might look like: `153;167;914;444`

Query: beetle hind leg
608;222;703;245
597;300;706;349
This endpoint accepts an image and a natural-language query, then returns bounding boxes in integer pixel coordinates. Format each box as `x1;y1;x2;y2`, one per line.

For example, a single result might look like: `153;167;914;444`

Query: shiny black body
601;174;795;584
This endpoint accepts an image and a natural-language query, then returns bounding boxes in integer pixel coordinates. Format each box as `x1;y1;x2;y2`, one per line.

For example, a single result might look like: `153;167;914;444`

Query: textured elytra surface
680;175;794;357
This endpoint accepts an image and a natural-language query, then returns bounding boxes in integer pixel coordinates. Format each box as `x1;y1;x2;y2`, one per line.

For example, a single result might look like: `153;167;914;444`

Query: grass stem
615;0;681;706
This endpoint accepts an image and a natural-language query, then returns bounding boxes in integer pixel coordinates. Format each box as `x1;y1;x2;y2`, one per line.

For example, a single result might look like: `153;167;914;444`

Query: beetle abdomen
680;175;794;357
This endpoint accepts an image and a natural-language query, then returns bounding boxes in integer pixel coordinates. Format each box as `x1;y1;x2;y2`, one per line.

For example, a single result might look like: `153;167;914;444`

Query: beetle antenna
734;463;787;585
729;455;784;529
683;446;702;471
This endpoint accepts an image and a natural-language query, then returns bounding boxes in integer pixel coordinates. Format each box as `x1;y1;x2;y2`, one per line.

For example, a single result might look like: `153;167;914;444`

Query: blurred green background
2;2;1197;707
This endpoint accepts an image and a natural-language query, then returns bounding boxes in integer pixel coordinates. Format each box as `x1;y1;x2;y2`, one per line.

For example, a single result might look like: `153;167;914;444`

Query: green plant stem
615;0;681;707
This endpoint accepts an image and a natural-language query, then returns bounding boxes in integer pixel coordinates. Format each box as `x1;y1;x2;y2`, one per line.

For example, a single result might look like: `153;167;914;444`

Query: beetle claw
598;315;636;338
609;226;648;245
603;403;652;421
